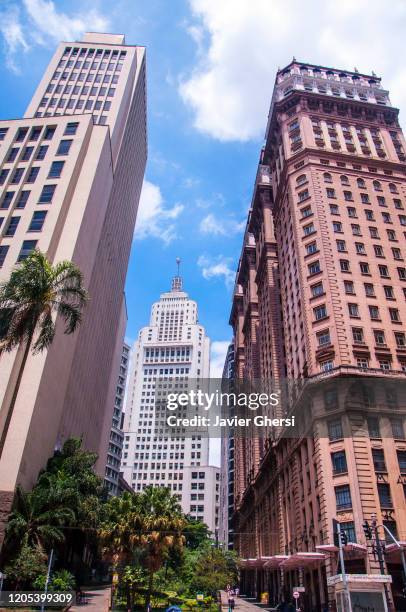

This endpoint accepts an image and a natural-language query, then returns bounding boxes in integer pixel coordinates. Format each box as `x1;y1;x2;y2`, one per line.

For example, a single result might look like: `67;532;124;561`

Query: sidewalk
220;592;278;612
69;587;111;612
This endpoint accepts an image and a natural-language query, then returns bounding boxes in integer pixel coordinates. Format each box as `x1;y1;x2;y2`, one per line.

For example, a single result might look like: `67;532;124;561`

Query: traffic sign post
293;591;300;611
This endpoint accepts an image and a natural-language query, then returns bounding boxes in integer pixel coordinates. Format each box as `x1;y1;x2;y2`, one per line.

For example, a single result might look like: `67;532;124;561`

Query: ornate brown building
230;61;406;611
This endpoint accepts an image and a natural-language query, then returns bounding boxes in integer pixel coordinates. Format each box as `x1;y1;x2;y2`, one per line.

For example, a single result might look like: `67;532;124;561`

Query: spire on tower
171;257;183;291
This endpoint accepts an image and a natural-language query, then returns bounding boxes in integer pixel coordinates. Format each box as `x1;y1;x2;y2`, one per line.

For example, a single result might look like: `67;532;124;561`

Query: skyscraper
219;342;235;549
105;341;131;496
121;266;220;534
230;61;406;610
0;33;147;539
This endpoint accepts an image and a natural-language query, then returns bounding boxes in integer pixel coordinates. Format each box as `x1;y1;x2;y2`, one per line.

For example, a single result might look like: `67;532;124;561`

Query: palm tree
100;487;186;610
0;250;88;457
5;485;75;550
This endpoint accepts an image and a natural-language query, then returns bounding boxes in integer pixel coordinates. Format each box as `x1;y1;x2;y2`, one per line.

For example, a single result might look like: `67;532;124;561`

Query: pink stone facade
230;62;406;611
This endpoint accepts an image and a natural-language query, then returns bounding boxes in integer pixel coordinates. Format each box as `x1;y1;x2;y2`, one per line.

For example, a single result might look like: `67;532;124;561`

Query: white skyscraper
121;264;220;533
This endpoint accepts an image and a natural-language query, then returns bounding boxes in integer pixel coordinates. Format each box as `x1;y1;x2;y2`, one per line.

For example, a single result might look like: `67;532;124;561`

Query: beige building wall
0;33;147;538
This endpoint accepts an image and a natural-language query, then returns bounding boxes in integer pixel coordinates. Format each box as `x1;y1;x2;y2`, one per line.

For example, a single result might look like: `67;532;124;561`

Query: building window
48;161;64;178
328;419;343;441
38;184;56;204
395;332;406;347
391;419;405;439
333;221;342;233
10;168;24;184
64;122;79;135
374;245;384;257
337;240;347;252
377;483;392;508
341;521;356;543
28;211;47;232
320;359;334;372
317;329;331;346
335;485;352;510
306;241;317;255
357;357;369;368
56;140;72;155
0;127;8;140
16;191;30;209
397;450;406;473
340;259;350;272
0;191;15;210
389;308;400;322
314;304;327;320
398;267;406;280
344;280;355;294
0;169;10;185
26;167;40;183
364;283;375;296
374;330;386;345
348;303;359;318
6;147;19;162
352;327;364;343
367;417;380;438
36;145;49;161
29;127;42;141
331;451;347;474
308;261;321;275
4;216;20;237
355;242;365;254
372;448;386;472
17;240;37;261
0;245;10;267
369;305;380;320
327;188;336;198
360;193;370;204
379;265;389;278
311;282;324;297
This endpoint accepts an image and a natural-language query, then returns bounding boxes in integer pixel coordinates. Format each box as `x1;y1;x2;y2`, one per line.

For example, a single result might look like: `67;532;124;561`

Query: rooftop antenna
171;257;183;292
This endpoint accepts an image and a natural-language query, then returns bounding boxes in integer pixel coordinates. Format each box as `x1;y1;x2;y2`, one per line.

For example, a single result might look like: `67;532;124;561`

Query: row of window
316;326;406;349
314;302;403;324
329;417;405;441
3;139;72;167
0;122;78;144
308;258;406;281
0;240;37;267
331;448;406;475
0;211;46;236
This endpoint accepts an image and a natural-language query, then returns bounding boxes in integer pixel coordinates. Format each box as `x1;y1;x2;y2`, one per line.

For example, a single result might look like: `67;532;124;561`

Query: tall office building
219;343;235;549
105;341;131;496
0;33;147;538
121;267;220;534
230;61;406;610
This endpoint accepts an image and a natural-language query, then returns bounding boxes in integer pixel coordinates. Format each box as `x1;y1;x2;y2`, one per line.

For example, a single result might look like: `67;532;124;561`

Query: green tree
190;547;238;597
100;486;187;609
0;250;88;457
183;517;211;550
5;485;75;550
4;542;47;590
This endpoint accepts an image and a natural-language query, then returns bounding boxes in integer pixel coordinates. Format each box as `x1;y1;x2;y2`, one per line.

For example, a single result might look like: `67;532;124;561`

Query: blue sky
1;0;406;375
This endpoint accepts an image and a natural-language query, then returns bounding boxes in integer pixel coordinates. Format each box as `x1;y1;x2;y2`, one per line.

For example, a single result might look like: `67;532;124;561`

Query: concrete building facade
0;33;147;538
219;342;236;549
105;341;131;496
121;270;220;534
230;61;406;611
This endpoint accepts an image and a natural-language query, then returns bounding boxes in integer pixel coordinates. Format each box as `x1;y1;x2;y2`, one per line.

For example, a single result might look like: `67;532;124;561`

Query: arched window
340;175;350;185
323;172;333;183
296;174;307;186
357;178;366;189
373;180;382;191
389;183;398;194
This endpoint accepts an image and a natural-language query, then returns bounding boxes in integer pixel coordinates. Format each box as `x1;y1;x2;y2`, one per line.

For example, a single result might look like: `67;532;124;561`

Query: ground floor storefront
239;551;406;611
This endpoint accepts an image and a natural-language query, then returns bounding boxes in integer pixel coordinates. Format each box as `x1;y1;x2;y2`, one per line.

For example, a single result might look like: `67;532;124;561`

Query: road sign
293;586;305;593
196;593;204;602
293;591;300;599
112;573;119;584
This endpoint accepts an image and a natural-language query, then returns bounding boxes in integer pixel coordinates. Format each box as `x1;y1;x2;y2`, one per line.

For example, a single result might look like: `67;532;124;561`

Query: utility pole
370;514;391;610
333;519;352;612
382;522;406;596
41;548;54;612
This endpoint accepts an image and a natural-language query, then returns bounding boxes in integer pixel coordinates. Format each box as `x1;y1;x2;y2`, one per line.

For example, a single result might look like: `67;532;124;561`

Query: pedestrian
235;587;240;598
228;596;235;612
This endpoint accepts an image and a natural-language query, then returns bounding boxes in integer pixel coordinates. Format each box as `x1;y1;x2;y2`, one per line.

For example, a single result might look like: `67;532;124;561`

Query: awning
281;552;326;569
264;555;289;568
385;541;406;561
316;543;367;559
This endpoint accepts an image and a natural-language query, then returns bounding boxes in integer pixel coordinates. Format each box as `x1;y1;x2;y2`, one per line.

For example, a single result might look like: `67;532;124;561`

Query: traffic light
340;530;348;546
363;521;373;540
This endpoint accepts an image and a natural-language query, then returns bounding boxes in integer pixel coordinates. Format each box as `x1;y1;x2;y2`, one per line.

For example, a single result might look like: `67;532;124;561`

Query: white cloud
135;180;184;245
197;254;235;288
180;0;406;141
0;6;29;73
200;213;244;236
0;0;109;72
